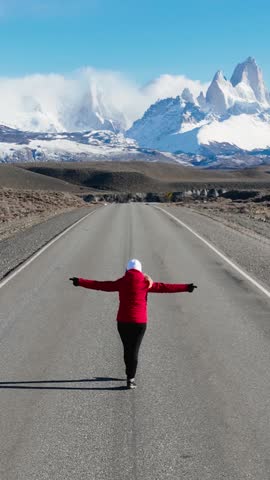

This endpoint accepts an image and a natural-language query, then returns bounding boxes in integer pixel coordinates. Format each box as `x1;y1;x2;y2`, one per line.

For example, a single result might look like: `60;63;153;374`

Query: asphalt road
1;204;270;480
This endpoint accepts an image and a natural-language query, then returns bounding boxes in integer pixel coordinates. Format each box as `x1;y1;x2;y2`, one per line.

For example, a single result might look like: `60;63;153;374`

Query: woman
70;259;197;389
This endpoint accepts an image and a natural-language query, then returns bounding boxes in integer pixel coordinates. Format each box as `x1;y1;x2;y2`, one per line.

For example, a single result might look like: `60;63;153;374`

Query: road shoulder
0;206;98;280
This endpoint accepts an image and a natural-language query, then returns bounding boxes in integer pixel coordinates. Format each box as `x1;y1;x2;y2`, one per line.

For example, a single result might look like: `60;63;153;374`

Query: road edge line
154;206;270;300
0;207;101;289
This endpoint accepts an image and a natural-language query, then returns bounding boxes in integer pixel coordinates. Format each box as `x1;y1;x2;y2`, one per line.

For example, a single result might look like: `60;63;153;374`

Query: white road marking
0;208;100;289
155;206;270;300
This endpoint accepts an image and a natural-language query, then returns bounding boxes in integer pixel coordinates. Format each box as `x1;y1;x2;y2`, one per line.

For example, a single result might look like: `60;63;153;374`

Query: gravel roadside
185;203;270;241
0;206;99;280
159;205;270;290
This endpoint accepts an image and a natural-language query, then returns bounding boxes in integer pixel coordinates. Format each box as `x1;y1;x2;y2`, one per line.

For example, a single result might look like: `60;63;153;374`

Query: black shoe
127;378;137;389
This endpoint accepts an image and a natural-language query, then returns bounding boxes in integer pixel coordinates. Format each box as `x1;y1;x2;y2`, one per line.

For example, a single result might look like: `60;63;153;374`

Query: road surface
0;204;270;480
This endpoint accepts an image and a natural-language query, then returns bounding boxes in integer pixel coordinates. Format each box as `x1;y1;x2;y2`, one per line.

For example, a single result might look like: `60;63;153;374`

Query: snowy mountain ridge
0;125;190;165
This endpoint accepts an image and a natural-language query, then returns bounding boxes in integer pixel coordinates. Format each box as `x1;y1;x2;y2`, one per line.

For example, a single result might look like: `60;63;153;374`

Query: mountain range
0;125;188;165
127;58;270;163
1;57;270;169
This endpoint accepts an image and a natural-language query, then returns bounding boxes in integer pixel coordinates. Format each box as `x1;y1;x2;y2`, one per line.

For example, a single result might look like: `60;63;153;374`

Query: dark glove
187;283;197;292
69;277;79;287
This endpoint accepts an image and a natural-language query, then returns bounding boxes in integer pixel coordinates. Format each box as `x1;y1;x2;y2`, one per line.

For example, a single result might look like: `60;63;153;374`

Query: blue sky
0;0;270;86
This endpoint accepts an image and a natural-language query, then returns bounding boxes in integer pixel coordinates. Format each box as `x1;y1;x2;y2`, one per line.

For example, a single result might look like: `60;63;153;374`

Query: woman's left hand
144;274;153;289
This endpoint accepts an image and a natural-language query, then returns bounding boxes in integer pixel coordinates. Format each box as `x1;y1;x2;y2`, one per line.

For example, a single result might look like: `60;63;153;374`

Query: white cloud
142;74;207;102
0;67;209;132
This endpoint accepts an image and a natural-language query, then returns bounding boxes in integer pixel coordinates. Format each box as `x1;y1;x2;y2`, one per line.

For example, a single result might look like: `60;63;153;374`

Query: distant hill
20;162;270;192
0;164;90;192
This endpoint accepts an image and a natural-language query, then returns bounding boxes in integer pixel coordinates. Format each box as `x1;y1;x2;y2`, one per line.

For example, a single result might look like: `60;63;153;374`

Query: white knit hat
126;259;142;272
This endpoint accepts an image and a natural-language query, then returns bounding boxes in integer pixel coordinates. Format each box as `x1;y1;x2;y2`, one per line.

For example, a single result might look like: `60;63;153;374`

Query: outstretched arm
148;282;197;293
70;277;122;292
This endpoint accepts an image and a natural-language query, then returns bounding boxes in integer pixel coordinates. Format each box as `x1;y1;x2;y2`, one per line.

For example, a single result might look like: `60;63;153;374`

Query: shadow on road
0;377;127;391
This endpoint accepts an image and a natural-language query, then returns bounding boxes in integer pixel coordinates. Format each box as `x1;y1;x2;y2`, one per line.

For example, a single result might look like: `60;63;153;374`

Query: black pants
117;322;147;379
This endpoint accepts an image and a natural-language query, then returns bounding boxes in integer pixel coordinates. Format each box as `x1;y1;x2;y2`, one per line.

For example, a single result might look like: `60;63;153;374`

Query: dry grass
0;188;88;240
191;198;270;222
186;197;270;241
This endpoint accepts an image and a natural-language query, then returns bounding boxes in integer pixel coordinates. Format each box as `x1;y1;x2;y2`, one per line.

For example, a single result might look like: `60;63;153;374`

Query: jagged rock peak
231;57;257;86
212;70;227;83
181;88;195;104
231;57;270;104
140;95;183;118
205;70;234;114
197;91;207;108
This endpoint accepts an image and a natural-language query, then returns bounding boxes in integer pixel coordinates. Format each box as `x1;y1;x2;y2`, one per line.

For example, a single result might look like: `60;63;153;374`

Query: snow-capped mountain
127;57;270;163
1;57;270;169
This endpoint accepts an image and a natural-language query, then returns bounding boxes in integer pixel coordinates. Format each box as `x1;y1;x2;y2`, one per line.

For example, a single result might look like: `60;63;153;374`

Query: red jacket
78;269;189;324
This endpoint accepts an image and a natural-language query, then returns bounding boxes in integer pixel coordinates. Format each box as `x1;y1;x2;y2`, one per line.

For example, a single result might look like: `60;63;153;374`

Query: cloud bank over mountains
0;67;208;132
